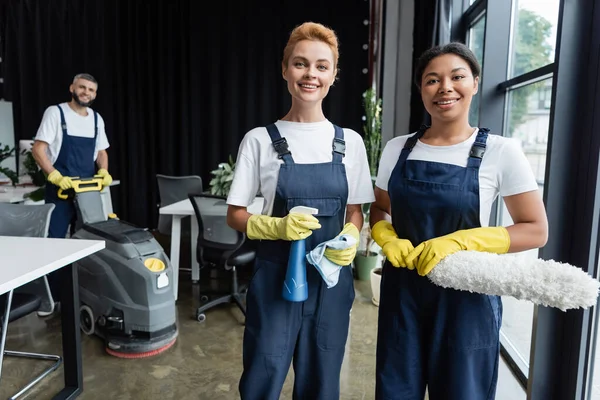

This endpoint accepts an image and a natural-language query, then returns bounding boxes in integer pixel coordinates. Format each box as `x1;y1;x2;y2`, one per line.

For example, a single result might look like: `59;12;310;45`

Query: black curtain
0;0;370;228
408;0;452;133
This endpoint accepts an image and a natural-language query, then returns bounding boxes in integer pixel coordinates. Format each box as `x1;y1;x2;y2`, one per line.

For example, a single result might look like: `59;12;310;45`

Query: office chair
188;194;256;323
0;203;62;399
156;174;203;235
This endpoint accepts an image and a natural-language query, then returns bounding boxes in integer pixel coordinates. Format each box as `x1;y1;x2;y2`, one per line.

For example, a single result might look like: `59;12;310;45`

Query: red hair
282;22;339;70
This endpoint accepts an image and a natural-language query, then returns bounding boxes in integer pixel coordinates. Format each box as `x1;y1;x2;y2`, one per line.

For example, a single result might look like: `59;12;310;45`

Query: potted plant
21;149;45;186
370;266;382;306
209;155;236;197
354;87;383;283
0;143;18;186
362;87;383;180
21;148;46;201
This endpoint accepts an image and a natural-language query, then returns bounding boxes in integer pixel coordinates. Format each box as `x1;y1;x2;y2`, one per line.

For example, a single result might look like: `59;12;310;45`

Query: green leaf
361;87;383;178
208;154;237;197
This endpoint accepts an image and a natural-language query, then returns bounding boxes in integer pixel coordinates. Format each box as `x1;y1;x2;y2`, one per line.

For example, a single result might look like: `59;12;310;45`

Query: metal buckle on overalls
272;138;291;158
469;143;486;159
332;138;346;156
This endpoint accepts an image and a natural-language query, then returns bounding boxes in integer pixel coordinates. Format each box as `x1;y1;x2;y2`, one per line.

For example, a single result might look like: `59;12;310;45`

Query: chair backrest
188;193;245;261
0;203;55;238
156;174;203;234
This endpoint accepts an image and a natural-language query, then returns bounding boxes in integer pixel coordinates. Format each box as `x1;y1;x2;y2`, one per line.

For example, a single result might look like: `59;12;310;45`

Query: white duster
428;251;600;312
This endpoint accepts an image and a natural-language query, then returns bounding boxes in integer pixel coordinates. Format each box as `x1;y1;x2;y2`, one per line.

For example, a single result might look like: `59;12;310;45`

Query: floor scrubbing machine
60;177;178;358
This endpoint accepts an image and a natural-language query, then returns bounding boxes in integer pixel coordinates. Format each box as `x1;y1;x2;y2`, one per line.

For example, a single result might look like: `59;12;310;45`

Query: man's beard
71;91;94;107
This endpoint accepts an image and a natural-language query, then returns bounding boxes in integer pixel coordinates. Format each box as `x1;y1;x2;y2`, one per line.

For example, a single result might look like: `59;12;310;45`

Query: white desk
0;236;104;399
159;197;263;300
0;186;38;203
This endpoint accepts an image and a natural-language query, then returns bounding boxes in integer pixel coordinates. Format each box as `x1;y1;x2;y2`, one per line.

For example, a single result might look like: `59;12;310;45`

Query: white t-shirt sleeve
34;106;60;145
375;135;409;191
497;138;539;197
227;133;261;208
95;114;110;154
345;129;375;205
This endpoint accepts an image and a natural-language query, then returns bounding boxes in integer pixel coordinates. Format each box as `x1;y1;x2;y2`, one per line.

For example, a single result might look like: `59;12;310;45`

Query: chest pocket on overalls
286;197;342;216
286;197;342;249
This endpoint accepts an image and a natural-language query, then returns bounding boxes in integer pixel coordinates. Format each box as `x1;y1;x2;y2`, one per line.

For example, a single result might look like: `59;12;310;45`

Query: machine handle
57;177;104;199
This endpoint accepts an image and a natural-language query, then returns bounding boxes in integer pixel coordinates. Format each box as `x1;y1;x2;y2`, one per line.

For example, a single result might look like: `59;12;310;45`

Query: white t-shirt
375;129;539;226
34;103;110;164
227;119;376;216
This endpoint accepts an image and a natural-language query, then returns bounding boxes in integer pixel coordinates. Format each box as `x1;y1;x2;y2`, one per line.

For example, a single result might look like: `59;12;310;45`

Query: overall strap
57;105;68;138
332;124;345;163
399;124;428;164
467;127;490;169
57;105;98;140
403;124;428;151
266;124;294;164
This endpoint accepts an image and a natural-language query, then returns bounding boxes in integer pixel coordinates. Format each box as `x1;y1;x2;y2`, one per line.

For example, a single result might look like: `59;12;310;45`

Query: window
455;0;560;391
505;79;551;184
509;0;560;78
452;0;600;397
588;254;600;399
496;2;558;380
497;78;553;374
467;14;485;126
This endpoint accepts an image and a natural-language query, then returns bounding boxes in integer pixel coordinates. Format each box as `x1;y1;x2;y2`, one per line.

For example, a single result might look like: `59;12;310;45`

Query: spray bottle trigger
289;206;319;215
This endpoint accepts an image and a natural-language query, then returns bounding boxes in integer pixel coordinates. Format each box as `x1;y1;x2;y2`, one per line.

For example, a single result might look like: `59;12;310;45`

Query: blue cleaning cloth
306;234;358;288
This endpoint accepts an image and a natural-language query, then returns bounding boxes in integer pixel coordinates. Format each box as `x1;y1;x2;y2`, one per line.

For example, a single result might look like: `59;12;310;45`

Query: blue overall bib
375;127;502;400
239;123;355;400
45;104;98;239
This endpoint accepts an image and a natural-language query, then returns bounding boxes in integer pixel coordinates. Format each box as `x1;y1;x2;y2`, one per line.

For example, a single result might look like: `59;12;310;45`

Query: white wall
381;0;414;145
0;100;16;178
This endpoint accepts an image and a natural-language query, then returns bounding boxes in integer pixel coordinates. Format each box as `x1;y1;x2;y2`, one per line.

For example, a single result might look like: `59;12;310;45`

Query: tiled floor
0;274;527;399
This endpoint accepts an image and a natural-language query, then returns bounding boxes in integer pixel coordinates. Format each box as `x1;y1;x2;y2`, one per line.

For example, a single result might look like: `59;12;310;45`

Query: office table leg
191;217;199;283
0;289;14;381
170;216;182;301
53;263;82;399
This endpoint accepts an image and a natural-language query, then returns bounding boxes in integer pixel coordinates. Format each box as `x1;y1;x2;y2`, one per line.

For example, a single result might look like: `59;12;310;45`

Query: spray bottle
282;206;319;302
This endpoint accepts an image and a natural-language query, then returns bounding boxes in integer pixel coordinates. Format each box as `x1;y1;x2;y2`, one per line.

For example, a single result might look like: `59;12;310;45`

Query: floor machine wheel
196;311;206;323
80;305;95;336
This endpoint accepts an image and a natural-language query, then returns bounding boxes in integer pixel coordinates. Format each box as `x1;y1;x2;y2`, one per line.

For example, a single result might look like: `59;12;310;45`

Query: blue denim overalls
45;104;98;239
376;127;502;400
239;123;355;400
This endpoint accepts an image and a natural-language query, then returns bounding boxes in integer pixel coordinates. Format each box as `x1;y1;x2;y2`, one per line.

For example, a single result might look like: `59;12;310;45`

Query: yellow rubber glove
405;226;511;276
96;168;113;187
371;220;415;269
47;170;73;190
246;213;321;241
323;222;360;266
